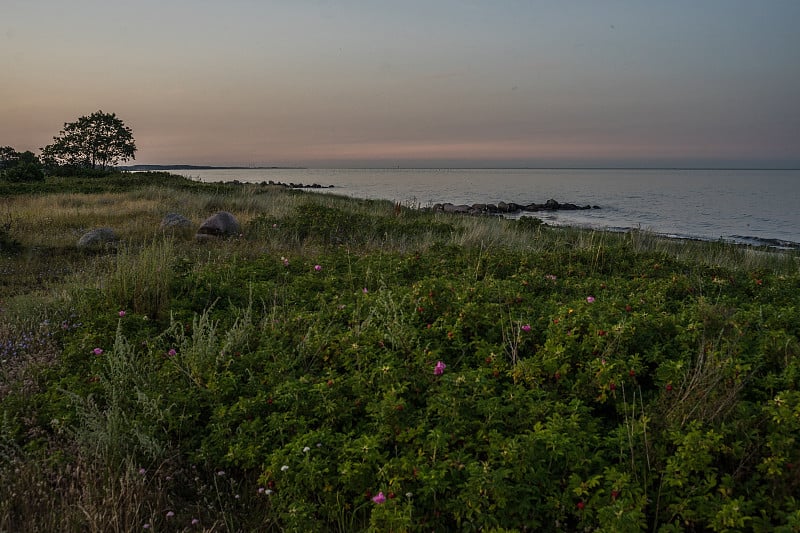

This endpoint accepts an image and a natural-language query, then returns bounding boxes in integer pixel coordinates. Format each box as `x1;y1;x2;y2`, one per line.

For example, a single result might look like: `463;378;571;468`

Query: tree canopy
0;146;44;182
41;111;137;171
0;146;20;170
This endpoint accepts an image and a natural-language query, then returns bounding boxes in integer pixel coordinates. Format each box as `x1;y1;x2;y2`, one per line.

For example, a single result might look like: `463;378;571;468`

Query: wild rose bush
2;197;799;531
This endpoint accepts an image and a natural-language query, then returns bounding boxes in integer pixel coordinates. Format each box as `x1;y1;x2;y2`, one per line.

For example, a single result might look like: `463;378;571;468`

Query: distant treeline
118;164;305;171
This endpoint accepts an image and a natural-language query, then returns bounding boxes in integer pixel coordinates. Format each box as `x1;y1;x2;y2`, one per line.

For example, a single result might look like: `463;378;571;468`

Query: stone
496;202;522;213
160;212;193;231
441;203;471;213
196;211;241;240
430;198;599;216
77;227;118;249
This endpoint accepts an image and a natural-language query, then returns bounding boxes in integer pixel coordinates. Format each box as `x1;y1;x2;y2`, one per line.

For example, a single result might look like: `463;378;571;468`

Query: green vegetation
1;173;799;531
0;146;44;183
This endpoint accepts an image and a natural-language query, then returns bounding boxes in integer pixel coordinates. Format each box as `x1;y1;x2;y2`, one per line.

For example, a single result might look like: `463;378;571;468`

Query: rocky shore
213;179;334;189
429;198;600;216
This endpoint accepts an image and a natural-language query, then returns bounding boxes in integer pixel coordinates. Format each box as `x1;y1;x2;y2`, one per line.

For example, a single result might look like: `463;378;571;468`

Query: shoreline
290;183;800;252
181;167;800;252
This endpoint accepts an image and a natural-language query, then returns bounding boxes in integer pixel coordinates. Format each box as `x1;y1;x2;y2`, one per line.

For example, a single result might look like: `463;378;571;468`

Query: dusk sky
3;1;799;168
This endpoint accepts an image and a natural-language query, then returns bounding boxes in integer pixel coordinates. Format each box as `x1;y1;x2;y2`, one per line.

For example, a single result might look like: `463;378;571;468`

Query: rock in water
196;211;241;240
77;227;118;249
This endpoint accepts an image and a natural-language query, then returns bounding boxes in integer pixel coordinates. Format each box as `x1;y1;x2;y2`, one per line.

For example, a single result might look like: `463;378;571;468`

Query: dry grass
4;185;306;248
2;185;797;307
0;451;182;533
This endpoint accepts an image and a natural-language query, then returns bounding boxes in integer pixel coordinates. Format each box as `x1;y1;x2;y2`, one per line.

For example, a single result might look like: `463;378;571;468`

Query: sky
2;1;799;168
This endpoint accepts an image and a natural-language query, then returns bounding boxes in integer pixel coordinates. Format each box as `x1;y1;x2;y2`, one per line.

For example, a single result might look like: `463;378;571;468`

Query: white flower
281;465;289;472
303;446;311;453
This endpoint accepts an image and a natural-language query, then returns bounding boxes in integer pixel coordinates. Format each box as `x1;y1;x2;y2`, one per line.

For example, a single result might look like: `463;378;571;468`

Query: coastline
175;167;800;251
206;176;800;252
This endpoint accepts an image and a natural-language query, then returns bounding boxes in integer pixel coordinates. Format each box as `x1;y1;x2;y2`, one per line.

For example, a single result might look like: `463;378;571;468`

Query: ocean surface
171;168;800;249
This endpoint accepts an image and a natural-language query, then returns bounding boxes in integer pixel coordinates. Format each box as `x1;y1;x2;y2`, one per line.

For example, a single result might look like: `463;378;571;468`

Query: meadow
1;172;799;532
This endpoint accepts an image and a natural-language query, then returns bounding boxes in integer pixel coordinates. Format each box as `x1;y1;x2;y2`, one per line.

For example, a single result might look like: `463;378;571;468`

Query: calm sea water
172;168;800;249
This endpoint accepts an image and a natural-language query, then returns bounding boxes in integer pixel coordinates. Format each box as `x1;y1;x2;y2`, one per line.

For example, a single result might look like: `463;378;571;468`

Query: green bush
1;162;44;182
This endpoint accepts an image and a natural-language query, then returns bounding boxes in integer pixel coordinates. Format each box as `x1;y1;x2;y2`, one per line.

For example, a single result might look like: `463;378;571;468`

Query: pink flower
167;348;177;357
434;361;447;376
166;511;175;518
93;347;103;356
314;264;322;271
191;518;200;526
363;287;368;293
118;310;126;317
372;492;386;504
521;324;531;332
586;296;595;303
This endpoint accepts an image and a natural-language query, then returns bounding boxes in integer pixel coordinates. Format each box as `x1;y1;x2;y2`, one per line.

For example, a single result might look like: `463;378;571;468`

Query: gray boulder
496;202;522;213
196;211;241;240
160;212;193;232
77;227;118;249
441;203;471;214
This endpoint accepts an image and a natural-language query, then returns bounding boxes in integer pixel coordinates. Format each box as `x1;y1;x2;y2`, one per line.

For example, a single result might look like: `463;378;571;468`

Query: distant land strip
117;165;306;171
117;165;799;171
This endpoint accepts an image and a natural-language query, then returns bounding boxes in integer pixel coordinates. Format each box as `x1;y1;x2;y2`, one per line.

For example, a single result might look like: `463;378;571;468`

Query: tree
0;146;18;170
0;146;44;182
41;110;137;171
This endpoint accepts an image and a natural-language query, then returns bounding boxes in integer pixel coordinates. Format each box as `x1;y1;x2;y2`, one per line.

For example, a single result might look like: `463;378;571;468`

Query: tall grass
104;238;176;319
3;179;797;278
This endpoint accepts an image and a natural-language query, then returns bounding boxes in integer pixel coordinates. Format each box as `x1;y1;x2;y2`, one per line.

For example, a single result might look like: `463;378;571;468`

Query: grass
1;172;799;531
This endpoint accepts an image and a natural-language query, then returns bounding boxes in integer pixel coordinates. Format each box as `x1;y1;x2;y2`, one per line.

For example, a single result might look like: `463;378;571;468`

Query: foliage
0;215;20;255
41;110;137;171
0;171;253;197
0;146;44;182
0;175;799;531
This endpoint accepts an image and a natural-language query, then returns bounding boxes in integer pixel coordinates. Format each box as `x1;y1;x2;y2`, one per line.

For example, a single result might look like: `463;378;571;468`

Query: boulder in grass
77;227;118;249
160;212;193;232
195;211;241;241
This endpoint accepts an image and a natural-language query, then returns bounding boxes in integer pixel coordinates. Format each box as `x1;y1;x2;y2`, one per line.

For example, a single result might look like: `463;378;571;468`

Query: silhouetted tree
0;146;18;170
0;146;44;182
41;110;136;171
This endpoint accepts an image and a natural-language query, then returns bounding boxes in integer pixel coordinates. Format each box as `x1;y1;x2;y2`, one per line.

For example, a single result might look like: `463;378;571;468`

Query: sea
169;168;800;249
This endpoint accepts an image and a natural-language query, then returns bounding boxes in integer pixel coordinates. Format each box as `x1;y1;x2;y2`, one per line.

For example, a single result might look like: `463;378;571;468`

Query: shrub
1;175;799;530
1;162;44;182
